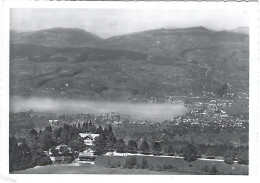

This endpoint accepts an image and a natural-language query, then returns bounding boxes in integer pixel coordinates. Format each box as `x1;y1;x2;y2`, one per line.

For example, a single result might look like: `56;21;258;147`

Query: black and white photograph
0;1;259;180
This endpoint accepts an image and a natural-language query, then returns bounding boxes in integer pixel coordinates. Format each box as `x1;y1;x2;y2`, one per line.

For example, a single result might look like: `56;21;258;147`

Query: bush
223;149;235;164
106;160;111;167
117;161;121;168
167;164;173;170
37;156;52;166
156;165;162;171
224;156;234;164
202;165;209;173
141;158;149;169
148;164;154;170
123;156;138;169
162;164;167;170
183;144;198;162
209;165;218;175
237;149;249;165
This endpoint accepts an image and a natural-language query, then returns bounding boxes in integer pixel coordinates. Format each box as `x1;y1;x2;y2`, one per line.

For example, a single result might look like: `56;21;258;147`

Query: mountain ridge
11;27;104;48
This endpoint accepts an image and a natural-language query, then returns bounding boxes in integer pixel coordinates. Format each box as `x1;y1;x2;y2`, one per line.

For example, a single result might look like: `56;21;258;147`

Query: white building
79;133;99;146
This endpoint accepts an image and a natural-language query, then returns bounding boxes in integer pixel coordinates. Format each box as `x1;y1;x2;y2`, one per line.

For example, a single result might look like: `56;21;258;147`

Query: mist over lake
10;96;189;121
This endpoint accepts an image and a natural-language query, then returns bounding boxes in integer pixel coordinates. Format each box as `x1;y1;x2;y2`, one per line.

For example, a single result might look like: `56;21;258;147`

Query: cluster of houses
174;98;248;129
47;132;99;164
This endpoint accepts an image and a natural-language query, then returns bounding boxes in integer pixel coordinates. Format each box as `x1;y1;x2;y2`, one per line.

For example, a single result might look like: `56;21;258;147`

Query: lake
10;96;189;121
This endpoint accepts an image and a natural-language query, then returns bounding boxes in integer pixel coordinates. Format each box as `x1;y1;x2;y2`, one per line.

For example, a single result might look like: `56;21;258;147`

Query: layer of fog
10;96;189;121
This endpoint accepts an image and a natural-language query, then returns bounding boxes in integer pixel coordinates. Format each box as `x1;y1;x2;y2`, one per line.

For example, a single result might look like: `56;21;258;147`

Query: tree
59;145;71;156
105;140;115;152
152;141;162;154
108;124;113;133
9;137;34;172
68;140;80;152
237;149;248;165
25;129;39;150
93;135;107;155
115;139;127;153
183;143;198;162
39;127;55;150
223;149;236;164
68;126;79;141
206;147;215;158
50;146;59;157
139;140;150;153
88;121;97;133
95;125;103;134
60;128;69;145
52;127;62;139
167;145;175;155
127;140;138;153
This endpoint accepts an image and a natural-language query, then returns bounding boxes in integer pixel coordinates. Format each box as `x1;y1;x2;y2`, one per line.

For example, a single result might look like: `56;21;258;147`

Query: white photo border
0;1;259;183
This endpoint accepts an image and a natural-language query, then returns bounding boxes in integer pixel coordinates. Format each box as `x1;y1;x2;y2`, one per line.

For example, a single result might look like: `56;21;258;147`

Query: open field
12;155;248;175
12;164;186;174
95;155;248;175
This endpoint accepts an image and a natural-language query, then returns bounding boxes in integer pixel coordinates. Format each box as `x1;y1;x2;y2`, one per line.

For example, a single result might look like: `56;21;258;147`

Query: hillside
104;26;248;58
10;27;249;101
10;27;103;47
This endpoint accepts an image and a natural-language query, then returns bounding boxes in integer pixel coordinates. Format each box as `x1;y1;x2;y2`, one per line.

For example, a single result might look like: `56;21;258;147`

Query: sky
11;8;249;38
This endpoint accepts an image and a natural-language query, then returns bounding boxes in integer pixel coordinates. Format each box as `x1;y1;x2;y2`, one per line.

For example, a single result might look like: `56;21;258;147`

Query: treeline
93;133;248;165
9;111;100;137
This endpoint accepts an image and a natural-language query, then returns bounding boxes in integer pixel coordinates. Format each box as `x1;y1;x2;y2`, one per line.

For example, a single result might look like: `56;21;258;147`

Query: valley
9;26;249;175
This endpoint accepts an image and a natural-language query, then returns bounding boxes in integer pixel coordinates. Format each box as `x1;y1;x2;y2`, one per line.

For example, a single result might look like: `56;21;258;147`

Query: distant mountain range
10;26;248;50
9;26;249;100
230;27;249;35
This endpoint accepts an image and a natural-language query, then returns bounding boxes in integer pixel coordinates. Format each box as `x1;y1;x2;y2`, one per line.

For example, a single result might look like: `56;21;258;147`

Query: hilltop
10;27;103;47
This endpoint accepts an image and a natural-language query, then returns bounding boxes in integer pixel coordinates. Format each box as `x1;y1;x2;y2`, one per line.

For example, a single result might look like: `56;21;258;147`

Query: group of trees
223;148;249;165
9;137;52;172
93;131;249;165
9;121;114;172
93;135;165;156
107;156;173;171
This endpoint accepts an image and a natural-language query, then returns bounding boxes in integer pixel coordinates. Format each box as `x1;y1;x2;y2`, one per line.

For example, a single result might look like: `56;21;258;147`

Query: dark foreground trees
127;140;138;153
115;139;127;153
9;137;52;172
139;140;150;154
152;141;162;155
182;143;199;162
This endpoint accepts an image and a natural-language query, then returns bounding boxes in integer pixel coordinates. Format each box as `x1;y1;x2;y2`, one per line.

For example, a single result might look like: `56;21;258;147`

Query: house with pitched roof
79;133;99;146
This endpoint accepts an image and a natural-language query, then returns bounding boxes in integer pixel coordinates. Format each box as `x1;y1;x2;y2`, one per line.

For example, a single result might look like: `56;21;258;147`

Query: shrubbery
37;156;52;166
209;165;218;175
123;156;138;169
